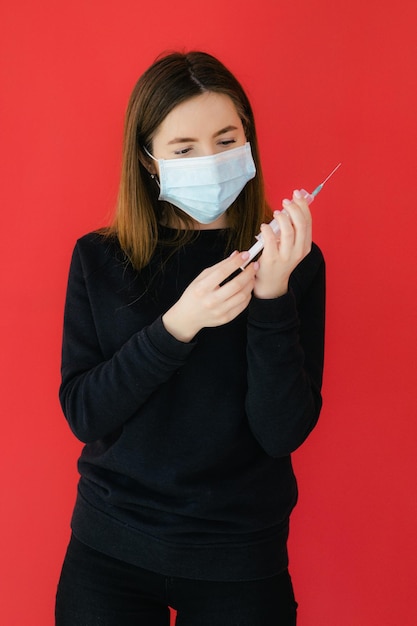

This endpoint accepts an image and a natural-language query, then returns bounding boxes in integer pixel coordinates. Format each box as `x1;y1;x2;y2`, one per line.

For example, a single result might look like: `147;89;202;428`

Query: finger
218;260;256;295
292;189;311;212
258;221;283;259
220;272;255;315
203;251;251;288
281;197;312;254
282;197;311;235
286;191;312;226
272;208;295;245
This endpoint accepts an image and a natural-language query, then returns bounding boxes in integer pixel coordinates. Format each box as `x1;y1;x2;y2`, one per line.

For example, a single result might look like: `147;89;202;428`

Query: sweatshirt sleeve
59;241;196;443
245;244;325;458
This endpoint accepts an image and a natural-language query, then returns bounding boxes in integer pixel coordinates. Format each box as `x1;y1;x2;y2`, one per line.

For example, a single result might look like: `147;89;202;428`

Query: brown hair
106;51;271;270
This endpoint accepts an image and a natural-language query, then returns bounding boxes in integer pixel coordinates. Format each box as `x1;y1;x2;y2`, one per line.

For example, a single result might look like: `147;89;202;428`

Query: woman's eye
173;147;192;156
218;139;237;147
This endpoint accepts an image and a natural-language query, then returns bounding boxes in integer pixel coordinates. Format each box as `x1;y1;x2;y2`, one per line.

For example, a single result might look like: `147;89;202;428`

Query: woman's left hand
253;190;312;299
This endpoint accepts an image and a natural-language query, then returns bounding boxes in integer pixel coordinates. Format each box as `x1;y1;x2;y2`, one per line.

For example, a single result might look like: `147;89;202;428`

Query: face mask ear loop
143;145;156;160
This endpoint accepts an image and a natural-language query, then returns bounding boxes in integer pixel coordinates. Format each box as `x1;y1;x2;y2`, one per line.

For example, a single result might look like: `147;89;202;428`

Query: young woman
55;51;325;625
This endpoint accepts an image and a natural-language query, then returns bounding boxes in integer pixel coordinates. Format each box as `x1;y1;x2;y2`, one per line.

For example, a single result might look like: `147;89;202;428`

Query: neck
161;211;229;230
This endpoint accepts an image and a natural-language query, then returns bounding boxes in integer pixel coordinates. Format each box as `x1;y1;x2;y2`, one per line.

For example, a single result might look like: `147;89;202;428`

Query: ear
138;147;157;175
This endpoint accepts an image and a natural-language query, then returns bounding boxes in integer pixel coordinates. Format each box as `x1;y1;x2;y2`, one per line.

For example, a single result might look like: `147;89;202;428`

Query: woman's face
151;91;246;163
148;91;247;229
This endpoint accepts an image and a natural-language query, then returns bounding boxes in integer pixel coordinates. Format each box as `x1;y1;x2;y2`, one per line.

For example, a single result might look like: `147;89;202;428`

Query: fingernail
240;251;249;260
253;261;260;271
282;198;291;207
294;189;302;199
229;250;238;257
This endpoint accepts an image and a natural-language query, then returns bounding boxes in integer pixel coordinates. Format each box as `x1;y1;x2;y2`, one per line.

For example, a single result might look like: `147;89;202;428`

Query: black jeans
55;535;297;625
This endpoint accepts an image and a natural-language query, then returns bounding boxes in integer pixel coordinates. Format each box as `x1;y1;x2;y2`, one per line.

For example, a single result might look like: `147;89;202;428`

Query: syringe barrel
240;189;315;269
254;217;280;242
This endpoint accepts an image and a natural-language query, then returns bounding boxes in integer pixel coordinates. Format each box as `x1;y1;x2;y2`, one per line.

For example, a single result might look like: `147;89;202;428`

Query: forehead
153;92;243;141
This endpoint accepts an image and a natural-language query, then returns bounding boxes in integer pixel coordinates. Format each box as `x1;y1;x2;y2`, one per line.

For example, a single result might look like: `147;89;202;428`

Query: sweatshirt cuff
248;289;299;328
146;316;197;361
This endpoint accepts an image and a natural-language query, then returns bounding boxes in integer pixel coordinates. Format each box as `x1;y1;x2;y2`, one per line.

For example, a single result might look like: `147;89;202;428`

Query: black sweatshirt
59;227;325;581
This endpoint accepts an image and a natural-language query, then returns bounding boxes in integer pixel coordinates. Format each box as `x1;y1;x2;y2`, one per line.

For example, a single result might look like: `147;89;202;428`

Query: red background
1;1;416;624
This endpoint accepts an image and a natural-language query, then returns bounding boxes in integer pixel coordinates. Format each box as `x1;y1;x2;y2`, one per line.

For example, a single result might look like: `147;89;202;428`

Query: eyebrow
167;125;238;145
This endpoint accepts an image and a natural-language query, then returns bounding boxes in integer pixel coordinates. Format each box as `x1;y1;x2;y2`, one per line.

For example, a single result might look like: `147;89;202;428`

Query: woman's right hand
162;251;257;342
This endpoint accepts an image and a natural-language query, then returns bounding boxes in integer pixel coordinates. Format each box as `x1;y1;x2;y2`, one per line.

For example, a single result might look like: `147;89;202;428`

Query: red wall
1;1;416;624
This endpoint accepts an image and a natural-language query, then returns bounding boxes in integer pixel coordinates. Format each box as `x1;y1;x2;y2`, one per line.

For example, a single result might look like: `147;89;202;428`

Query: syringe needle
311;162;342;197
319;162;342;187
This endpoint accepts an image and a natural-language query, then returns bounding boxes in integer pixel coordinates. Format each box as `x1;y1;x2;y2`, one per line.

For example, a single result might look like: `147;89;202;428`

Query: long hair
106;51;271;271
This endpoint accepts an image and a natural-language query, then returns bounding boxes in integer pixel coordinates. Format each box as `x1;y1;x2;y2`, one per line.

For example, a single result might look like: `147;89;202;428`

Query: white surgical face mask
144;142;256;224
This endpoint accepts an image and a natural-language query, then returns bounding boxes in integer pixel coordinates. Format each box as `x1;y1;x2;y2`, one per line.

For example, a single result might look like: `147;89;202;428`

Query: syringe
240;163;341;269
